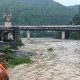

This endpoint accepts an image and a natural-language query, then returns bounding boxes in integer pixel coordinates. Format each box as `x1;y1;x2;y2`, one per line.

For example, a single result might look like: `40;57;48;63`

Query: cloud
54;0;80;6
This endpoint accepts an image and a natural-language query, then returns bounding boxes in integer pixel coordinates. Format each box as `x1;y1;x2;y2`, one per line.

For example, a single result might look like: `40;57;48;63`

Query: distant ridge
68;5;80;12
0;0;77;25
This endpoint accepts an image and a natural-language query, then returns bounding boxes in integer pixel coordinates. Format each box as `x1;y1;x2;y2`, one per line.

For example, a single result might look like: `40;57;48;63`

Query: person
0;53;9;80
0;63;9;80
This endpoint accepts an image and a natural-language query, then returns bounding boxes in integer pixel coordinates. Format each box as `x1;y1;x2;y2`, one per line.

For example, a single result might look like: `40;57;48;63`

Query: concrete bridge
18;25;80;39
0;25;80;41
0;25;80;39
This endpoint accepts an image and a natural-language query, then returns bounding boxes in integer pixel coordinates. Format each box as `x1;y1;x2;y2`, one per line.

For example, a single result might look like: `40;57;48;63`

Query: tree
69;13;80;39
72;14;80;25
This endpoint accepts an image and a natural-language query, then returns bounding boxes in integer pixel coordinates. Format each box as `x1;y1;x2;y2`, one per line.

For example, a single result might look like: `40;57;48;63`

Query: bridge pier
27;30;30;39
1;32;3;41
61;31;65;39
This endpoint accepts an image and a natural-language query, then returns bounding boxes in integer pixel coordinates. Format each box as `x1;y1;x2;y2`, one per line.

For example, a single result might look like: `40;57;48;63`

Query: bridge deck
18;25;80;31
19;25;80;27
0;25;80;31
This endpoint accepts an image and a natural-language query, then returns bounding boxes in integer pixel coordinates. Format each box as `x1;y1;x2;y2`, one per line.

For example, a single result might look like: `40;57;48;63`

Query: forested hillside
0;0;77;25
68;5;79;12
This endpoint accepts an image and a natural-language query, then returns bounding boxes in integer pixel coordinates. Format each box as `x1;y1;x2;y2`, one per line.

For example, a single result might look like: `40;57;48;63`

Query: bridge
18;25;80;39
0;25;80;40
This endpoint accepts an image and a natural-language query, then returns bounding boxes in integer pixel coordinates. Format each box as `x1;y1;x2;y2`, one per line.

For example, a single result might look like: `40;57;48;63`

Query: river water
21;38;80;63
9;38;80;80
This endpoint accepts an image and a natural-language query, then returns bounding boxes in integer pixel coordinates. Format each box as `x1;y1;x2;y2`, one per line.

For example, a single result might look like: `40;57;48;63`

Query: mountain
68;5;79;12
0;0;77;25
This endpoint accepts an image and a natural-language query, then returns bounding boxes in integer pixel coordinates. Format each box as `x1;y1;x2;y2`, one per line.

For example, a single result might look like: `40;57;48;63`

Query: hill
0;0;77;25
68;5;79;12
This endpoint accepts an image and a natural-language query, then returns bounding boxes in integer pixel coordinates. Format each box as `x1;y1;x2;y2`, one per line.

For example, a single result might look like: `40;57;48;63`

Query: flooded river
9;38;80;80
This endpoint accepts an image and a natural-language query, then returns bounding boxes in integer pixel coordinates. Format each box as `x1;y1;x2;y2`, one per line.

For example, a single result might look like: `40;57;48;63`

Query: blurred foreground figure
0;53;9;80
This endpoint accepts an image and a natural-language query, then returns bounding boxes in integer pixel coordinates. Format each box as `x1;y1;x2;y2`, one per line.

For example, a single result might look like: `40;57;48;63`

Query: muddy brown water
9;39;80;80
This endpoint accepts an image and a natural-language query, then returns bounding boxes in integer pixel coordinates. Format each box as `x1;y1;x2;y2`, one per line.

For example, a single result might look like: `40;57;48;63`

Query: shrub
47;48;53;52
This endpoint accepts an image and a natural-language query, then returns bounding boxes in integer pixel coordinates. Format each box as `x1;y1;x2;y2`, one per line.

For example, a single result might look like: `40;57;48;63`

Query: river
9;38;80;80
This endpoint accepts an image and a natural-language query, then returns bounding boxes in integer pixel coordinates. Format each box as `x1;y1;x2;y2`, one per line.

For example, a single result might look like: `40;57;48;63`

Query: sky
54;0;80;6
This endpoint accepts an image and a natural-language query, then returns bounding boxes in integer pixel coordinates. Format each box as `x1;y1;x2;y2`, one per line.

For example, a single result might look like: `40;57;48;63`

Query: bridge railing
19;26;80;31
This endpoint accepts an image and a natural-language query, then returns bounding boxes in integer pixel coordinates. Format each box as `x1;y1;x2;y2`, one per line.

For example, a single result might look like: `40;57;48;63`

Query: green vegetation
8;57;33;67
47;48;54;52
68;12;80;39
0;0;77;25
72;14;80;25
1;48;32;67
2;48;14;61
69;32;80;40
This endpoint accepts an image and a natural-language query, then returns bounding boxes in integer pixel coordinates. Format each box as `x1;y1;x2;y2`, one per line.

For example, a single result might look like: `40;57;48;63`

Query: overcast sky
54;0;80;6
